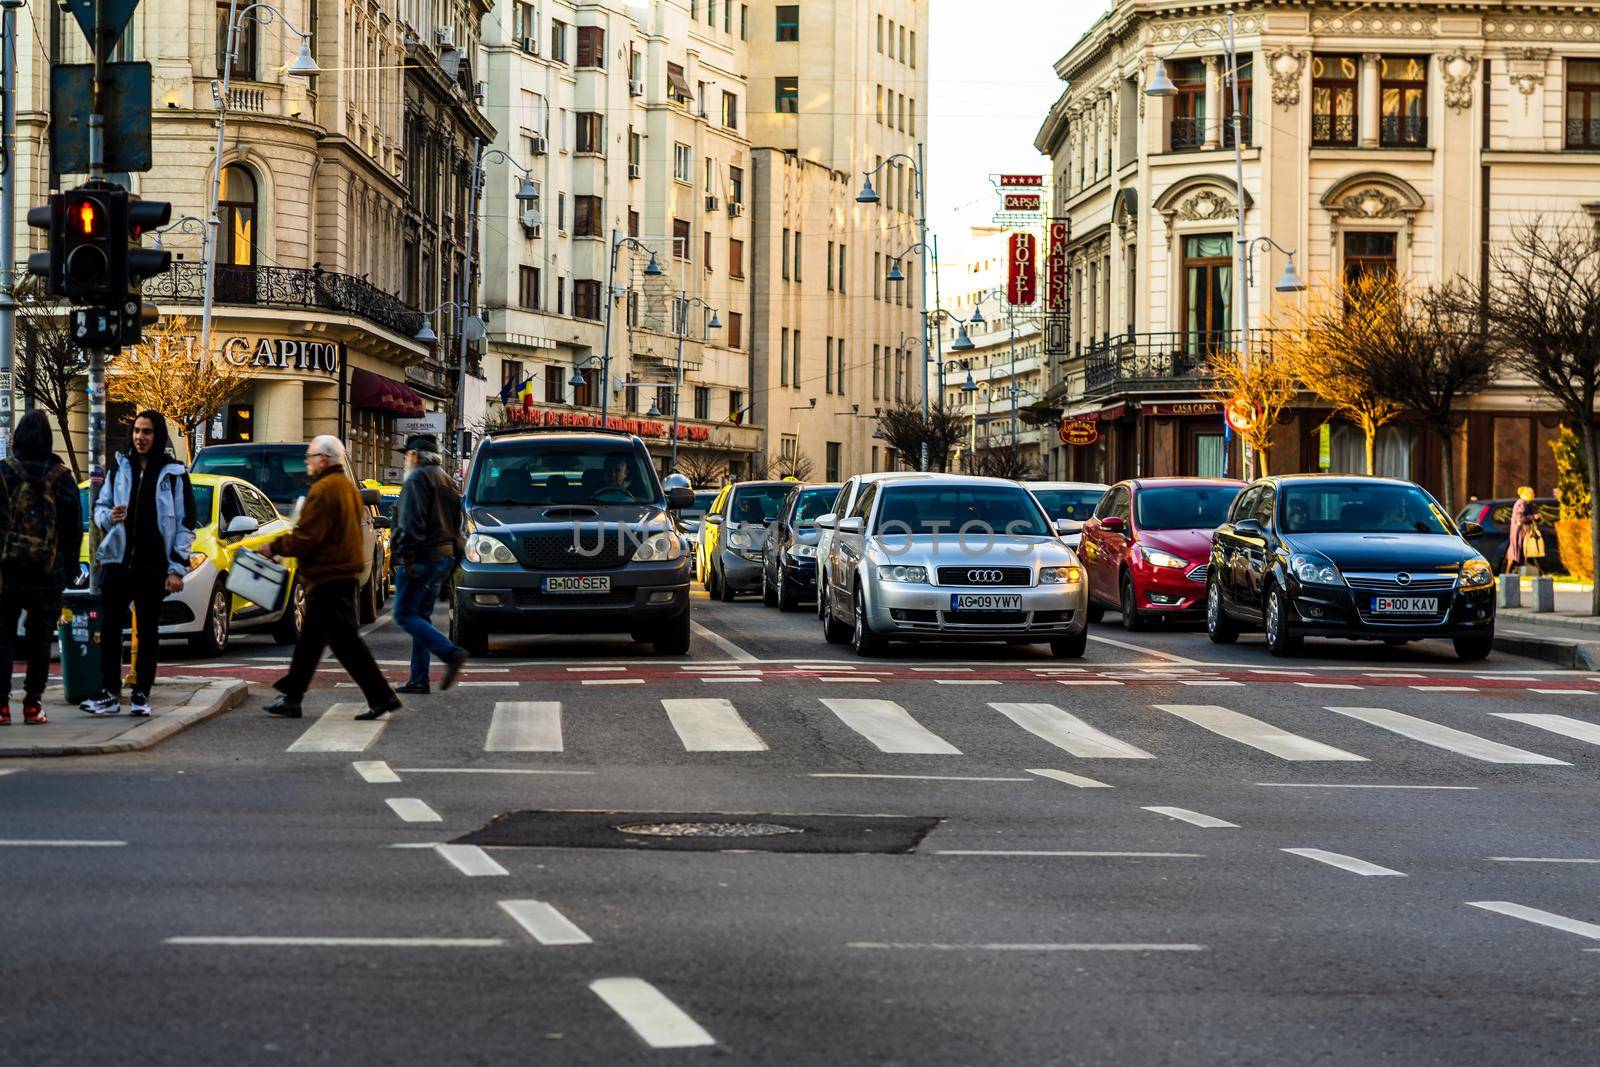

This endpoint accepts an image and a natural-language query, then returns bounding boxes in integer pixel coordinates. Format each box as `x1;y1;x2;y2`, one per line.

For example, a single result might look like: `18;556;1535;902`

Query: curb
0;680;250;757
1492;631;1600;672
1498;608;1600;635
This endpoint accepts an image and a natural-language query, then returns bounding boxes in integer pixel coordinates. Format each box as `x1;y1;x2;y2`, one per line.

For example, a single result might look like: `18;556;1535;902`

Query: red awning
350;368;424;419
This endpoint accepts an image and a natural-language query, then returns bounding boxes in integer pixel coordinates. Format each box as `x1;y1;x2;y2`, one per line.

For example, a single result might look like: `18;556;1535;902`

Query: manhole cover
617;821;804;838
453;810;940;854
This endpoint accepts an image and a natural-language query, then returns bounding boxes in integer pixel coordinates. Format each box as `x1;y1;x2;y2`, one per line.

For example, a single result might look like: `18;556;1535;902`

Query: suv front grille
937;566;1032;586
514;588;636;608
520;531;635;570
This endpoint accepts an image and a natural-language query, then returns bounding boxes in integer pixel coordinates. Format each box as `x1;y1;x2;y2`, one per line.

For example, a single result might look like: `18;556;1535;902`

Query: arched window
219;165;257;268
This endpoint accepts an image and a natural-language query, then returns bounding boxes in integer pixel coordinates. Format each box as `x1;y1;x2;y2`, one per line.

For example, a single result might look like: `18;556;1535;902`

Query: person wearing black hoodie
0;412;82;726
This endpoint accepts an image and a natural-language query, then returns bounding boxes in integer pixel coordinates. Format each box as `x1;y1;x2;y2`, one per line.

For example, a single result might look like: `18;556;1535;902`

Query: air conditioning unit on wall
628;78;644;97
435;25;455;47
528;133;547;155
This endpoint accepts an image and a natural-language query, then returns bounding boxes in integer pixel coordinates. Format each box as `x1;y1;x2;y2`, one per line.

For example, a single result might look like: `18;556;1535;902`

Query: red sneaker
0;703;10;726
22;700;45;725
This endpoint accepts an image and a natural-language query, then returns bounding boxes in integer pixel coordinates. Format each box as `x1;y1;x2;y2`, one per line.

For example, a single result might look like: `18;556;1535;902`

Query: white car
814;471;936;623
1025;480;1110;550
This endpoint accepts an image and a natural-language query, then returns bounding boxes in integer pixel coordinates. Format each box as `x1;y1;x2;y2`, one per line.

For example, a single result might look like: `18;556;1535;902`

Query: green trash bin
58;592;102;705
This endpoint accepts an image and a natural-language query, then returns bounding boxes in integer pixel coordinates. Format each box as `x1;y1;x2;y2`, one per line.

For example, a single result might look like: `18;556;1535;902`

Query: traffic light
26;195;62;296
58;184;119;302
118;197;172;347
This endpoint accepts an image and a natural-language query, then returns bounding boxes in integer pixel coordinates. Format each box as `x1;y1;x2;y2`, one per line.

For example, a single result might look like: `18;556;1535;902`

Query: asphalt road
4;590;1600;1065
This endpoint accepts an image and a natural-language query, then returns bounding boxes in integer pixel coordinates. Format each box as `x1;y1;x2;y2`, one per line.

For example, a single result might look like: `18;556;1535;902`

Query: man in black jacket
391;434;467;693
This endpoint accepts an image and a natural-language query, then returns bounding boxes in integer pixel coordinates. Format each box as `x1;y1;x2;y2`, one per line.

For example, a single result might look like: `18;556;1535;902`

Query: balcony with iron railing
1567;118;1600;149
1079;329;1276;397
1222;116;1253;148
1170;116;1204;150
1379;114;1427;148
143;262;425;340
1312;113;1357;146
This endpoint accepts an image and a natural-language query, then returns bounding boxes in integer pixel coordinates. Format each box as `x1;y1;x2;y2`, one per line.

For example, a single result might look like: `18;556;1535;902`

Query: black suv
448;428;697;655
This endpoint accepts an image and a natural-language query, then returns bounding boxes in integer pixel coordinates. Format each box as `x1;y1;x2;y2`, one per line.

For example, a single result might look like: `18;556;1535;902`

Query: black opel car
1206;475;1496;660
448;428;696;656
761;482;841;611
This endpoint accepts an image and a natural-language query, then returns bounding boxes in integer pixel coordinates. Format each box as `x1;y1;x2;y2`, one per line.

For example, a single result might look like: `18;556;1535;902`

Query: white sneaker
129;691;151;718
79;691;121;716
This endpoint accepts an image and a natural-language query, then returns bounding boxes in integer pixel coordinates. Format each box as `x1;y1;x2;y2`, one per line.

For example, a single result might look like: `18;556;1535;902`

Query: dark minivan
1207;475;1496;660
761;482;841;611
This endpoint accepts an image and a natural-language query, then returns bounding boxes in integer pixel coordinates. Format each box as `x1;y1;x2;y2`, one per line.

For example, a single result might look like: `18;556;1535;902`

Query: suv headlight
1289;554;1340;585
633;531;683;562
1460;559;1494;589
1039;565;1083;585
464;532;517;565
789;544;817;559
878;564;927;583
1144;548;1189;569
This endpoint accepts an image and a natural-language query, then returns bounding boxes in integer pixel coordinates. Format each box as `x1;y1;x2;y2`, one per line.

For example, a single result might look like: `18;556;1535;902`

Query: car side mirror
1055;518;1083;536
359;488;381;506
666;486;695;510
837;516;864;534
1099;515;1125;532
1234;517;1264;537
372;515;392;530
705;513;725;526
224;515;260;537
1460;521;1483;538
814;513;837;530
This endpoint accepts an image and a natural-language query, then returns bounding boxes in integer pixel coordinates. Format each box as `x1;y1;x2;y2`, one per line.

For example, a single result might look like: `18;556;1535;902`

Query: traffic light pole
83;0;109;594
0;0;19;459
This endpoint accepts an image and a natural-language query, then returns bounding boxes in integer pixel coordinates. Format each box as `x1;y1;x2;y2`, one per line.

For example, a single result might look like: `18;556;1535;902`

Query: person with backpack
0;412;82;726
391;433;468;694
79;410;197;718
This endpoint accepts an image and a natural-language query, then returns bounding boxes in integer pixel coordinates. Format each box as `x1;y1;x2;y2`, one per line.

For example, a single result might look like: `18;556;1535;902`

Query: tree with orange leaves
106;313;248;460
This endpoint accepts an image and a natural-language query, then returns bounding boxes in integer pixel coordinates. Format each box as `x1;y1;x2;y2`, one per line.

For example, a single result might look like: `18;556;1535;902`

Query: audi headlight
1039;565;1083;585
1145;548;1189;570
878;564;927;583
633;531;683;562
789;544;817;559
188;552;208;572
464;532;517;565
1290;554;1341;585
1460;558;1494;589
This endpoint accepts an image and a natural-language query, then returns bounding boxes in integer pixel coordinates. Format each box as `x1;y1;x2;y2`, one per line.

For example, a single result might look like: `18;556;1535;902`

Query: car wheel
822;583;850;644
776;565;796;613
653;610;692;655
762;567;778;607
188;579;231;656
816;574;829;620
1050;628;1088;658
272;579;306;645
448;600;489;657
1263;586;1302;657
704;565;719;598
358;575;378;624
1206;578;1240;645
850;586;888;657
1087;601;1105;624
1453;633;1494;661
718;565;738;602
1119;575;1146;632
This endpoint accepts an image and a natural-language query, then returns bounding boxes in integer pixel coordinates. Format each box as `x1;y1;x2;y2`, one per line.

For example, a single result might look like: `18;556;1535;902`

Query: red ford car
1079;477;1245;630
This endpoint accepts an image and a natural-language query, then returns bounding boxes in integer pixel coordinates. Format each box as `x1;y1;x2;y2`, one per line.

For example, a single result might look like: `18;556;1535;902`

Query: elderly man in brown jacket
261;435;400;721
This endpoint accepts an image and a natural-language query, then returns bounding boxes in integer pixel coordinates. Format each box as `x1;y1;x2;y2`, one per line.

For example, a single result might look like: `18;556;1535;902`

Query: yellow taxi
362;478;400;591
78;473;305;655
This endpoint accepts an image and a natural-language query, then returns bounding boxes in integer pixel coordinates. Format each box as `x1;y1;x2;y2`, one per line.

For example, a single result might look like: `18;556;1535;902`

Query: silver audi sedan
817;475;1089;658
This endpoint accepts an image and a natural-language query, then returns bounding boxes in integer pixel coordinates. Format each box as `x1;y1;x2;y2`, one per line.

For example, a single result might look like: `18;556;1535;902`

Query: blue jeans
393;557;458;685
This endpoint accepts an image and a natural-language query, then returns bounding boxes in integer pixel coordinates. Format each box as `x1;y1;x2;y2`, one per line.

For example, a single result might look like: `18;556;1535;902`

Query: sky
927;0;1104;266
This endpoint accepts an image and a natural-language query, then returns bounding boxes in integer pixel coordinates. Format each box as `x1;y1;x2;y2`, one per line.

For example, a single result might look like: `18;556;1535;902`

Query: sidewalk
0;678;249;757
1495;579;1600;670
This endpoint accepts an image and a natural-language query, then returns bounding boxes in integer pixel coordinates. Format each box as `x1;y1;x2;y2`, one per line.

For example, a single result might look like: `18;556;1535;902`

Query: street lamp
599;232;664;428
152;215;205;251
200;0;319;360
413;299;486;348
669;295;720;472
1243;236;1307;293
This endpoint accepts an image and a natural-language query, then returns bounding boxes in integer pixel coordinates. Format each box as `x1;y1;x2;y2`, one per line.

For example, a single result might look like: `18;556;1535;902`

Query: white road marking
353;760;400;784
663;698;767;752
1530;689;1593;696
1410;685;1478;693
358;613;393;640
817;676;878;683
1178;680;1243;687
386;798;442;823
498;900;593;946
167;936;502;948
461;667;512;673
991;703;1154;759
396;768;594;776
820;699;961;754
458;681;521;688
912;666;974;672
1028;768;1112;788
1256;782;1478;790
1467;901;1600;941
1250;669;1312;676
0;769;16;777
847;942;1205;952
1296;682;1363;690
1086;632;1202;665
705;676;761;683
1326;706;1569;765
1493;712;1600;746
1483;676;1537;682
935;850;1201;858
434;844;508;877
1363;672;1426;679
568;666;627;672
582;678;645;686
0;839;125;847
486;702;563;752
1143;806;1238;829
935;679;1001;686
810;773;1029;782
689;620;758;662
1489;857;1600;864
286;704;387;753
1282;848;1405;877
1155;704;1367;761
1058;679;1124;687
589;977;716;1049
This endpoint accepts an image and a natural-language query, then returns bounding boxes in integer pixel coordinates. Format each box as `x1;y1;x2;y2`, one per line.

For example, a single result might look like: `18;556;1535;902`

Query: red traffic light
71;198;102;237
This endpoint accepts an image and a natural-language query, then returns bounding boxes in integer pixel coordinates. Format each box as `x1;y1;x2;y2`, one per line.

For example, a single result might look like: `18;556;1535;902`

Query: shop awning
350;368;425;418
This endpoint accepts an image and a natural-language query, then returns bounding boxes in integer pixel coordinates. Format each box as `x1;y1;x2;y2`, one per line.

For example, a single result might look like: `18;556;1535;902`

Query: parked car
698;480;796;601
76;474;306;655
193;443;389;621
1208;475;1496;660
818;475;1088;657
761;482;842;610
1026;480;1109;549
676;489;719;559
1456;497;1562;574
447;427;696;655
814;471;937;623
1078;477;1245;630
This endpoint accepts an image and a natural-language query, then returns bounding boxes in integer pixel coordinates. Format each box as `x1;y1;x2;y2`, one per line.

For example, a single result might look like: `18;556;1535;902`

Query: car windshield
1135;486;1239;531
1280;483;1452;535
873;484;1050;536
678;491;718;524
468;444;659;506
191;448;307;511
728;485;793;525
1032;489;1104;521
793;487;840;524
80;484;215;530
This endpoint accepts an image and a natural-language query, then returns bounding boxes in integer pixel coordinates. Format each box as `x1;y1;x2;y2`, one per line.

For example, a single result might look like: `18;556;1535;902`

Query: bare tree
676;445;731;488
14;278;85;478
964;448;1041;481
1205;339;1299;478
1488;217;1600;613
748;450;816;482
873;402;968;472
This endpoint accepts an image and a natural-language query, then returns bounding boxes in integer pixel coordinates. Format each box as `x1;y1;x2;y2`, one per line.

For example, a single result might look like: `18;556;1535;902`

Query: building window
728;165;744;204
628;209;640;238
703;230;714;271
775;77;799;114
876;14;883;52
544;364;564;403
836;245;845;291
722;90;739;129
1223;56;1252;147
518;265;541;309
1379;56;1427;146
501;359;525;399
1167;59;1206;149
219;0;257;79
872;344;880;399
629;129;643;173
1344;231;1397;285
551;20;567;63
694;386;711;419
780;328;789;385
1312;54;1359;146
835;341;845;394
776;4;799;41
219;164;257;267
791;329;801;387
673;218;691;259
727;311;742;348
556;192;566;230
575;25;604;68
573;279;602;320
826;241;835;291
556;276;565;313
573;367;597;407
729;238;744;278
876;85;883;124
1181;234;1232;352
729;390;745;422
573;195;601;237
1567;60;1600;147
781;228;790;280
667;62;692;105
826;442;841;482
825;337;834;393
873;253;881;299
740;3;747;40
673;142;692;182
909;30;916;68
576;112;604;153
792;230;802;281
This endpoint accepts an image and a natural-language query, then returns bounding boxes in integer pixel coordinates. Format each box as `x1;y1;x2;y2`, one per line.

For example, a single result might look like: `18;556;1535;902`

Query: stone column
1360;52;1381;147
1203;56;1221;148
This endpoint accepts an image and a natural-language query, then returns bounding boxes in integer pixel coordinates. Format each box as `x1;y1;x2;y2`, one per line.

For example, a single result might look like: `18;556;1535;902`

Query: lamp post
600;232;663;429
152;215;206;250
670;295;720;473
200;1;319;360
965;289;1028;463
